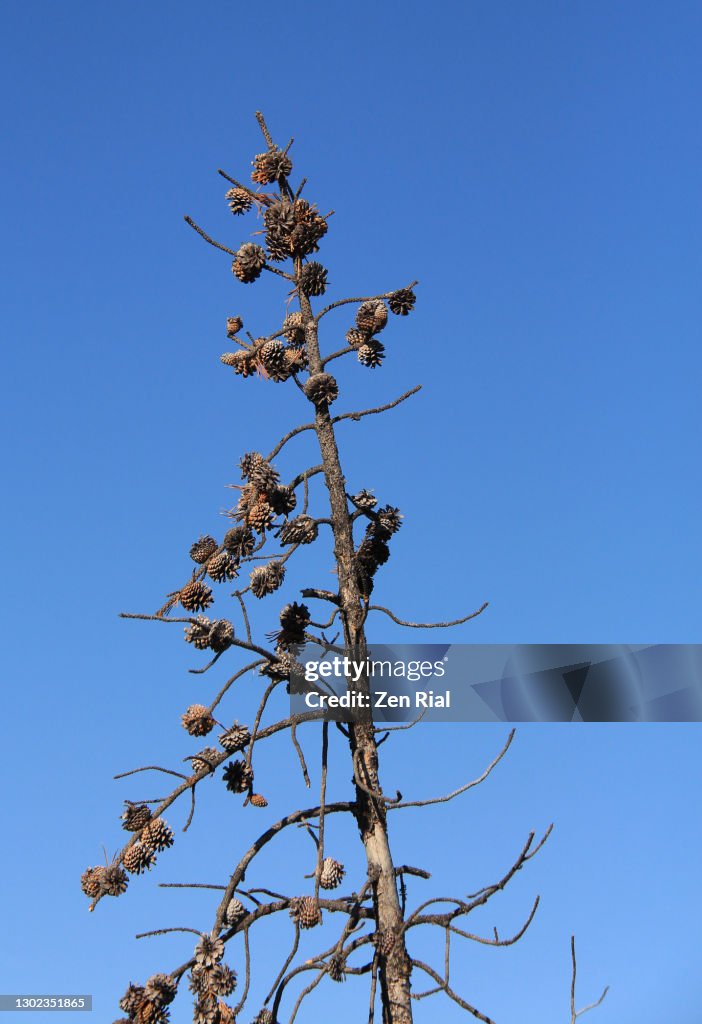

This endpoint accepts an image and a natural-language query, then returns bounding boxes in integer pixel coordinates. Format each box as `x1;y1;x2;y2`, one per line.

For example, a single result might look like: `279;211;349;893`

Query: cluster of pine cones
81;808;175;904
218;138;416;392
349;491;403;597
184;934;238;1024
114;974;178;1024
221;316;310;382
235;453;296;535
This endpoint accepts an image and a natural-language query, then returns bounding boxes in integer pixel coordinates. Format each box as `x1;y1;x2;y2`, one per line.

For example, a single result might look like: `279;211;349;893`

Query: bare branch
331;385;422;426
301;588;340;605
571;935;610;1023
136;926;202;940
410;958;496;1024
313;723;329;902
290;718;311;787
389;729;514;810
209;660;264;713
367;600;489;629
315;281;419;321
267;421;316;462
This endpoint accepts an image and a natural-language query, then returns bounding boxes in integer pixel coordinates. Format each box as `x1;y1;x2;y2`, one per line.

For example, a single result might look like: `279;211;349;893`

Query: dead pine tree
82;112;609;1024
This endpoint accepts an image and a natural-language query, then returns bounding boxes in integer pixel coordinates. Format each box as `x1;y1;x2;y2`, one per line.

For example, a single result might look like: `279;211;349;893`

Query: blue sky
1;2;701;1022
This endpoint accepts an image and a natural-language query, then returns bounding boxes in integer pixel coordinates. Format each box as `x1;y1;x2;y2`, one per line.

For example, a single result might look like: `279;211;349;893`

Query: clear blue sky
1;2;701;1022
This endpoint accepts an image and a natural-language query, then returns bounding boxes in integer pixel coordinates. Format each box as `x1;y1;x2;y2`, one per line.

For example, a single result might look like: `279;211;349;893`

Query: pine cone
279;602;311;633
254;561;286;598
226;316;243;337
282;312;305;344
269;485;297;517
121;803;152;833
356;535;390;573
232;243;266;284
220;352;239;367
356;299;388;333
216;1002;235;1024
209;619;235;653
182;704;215;737
303;372;338;407
101;863;129;897
265;227;291;264
253;1011;276;1024
345;326;368;349
180;580;214;613
195;934;225;968
373;504;403;536
247;501;274;534
297;261;328;296
190;536;218;564
225;898;246;927
205;552;237;583
388;287;416;316
258;339;288;378
248;459;280;492
357;340;385;368
218;723;251;753
225;188;253;215
142;974;177;1007
123;842;156;875
223;525;255;558
320;857;346;890
230;350;256;377
192;995;218;1024
290;214;328;257
239;451;265;478
192;963;237;998
119;984;145;1015
260;655;292;682
223;759;254;794
327;954;347;983
251;147;292;184
184;617;213;650
135;1002;170;1024
284;346;307;373
190;748;220;775
249;793;268;808
250;561;286;598
279;514;317;545
141;817;175;853
289;896;322;929
349;489;377;510
81;866;104;899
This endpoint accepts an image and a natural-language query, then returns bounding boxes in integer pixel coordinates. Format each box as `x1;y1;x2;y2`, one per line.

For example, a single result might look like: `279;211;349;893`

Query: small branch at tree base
570;935;610;1022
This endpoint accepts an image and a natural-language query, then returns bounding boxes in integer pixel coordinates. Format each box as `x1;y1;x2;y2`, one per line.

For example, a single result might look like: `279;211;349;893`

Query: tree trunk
301;295;414;1024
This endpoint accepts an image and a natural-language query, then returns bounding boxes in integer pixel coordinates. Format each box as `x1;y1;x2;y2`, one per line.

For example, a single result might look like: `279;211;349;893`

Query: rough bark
300;288;414;1023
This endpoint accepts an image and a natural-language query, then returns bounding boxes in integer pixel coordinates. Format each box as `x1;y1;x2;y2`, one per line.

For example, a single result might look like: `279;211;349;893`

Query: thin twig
570;935;610;1022
331;385;422;426
315;281;419;321
367;600;489;629
389;730;514;810
290;718;311;787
